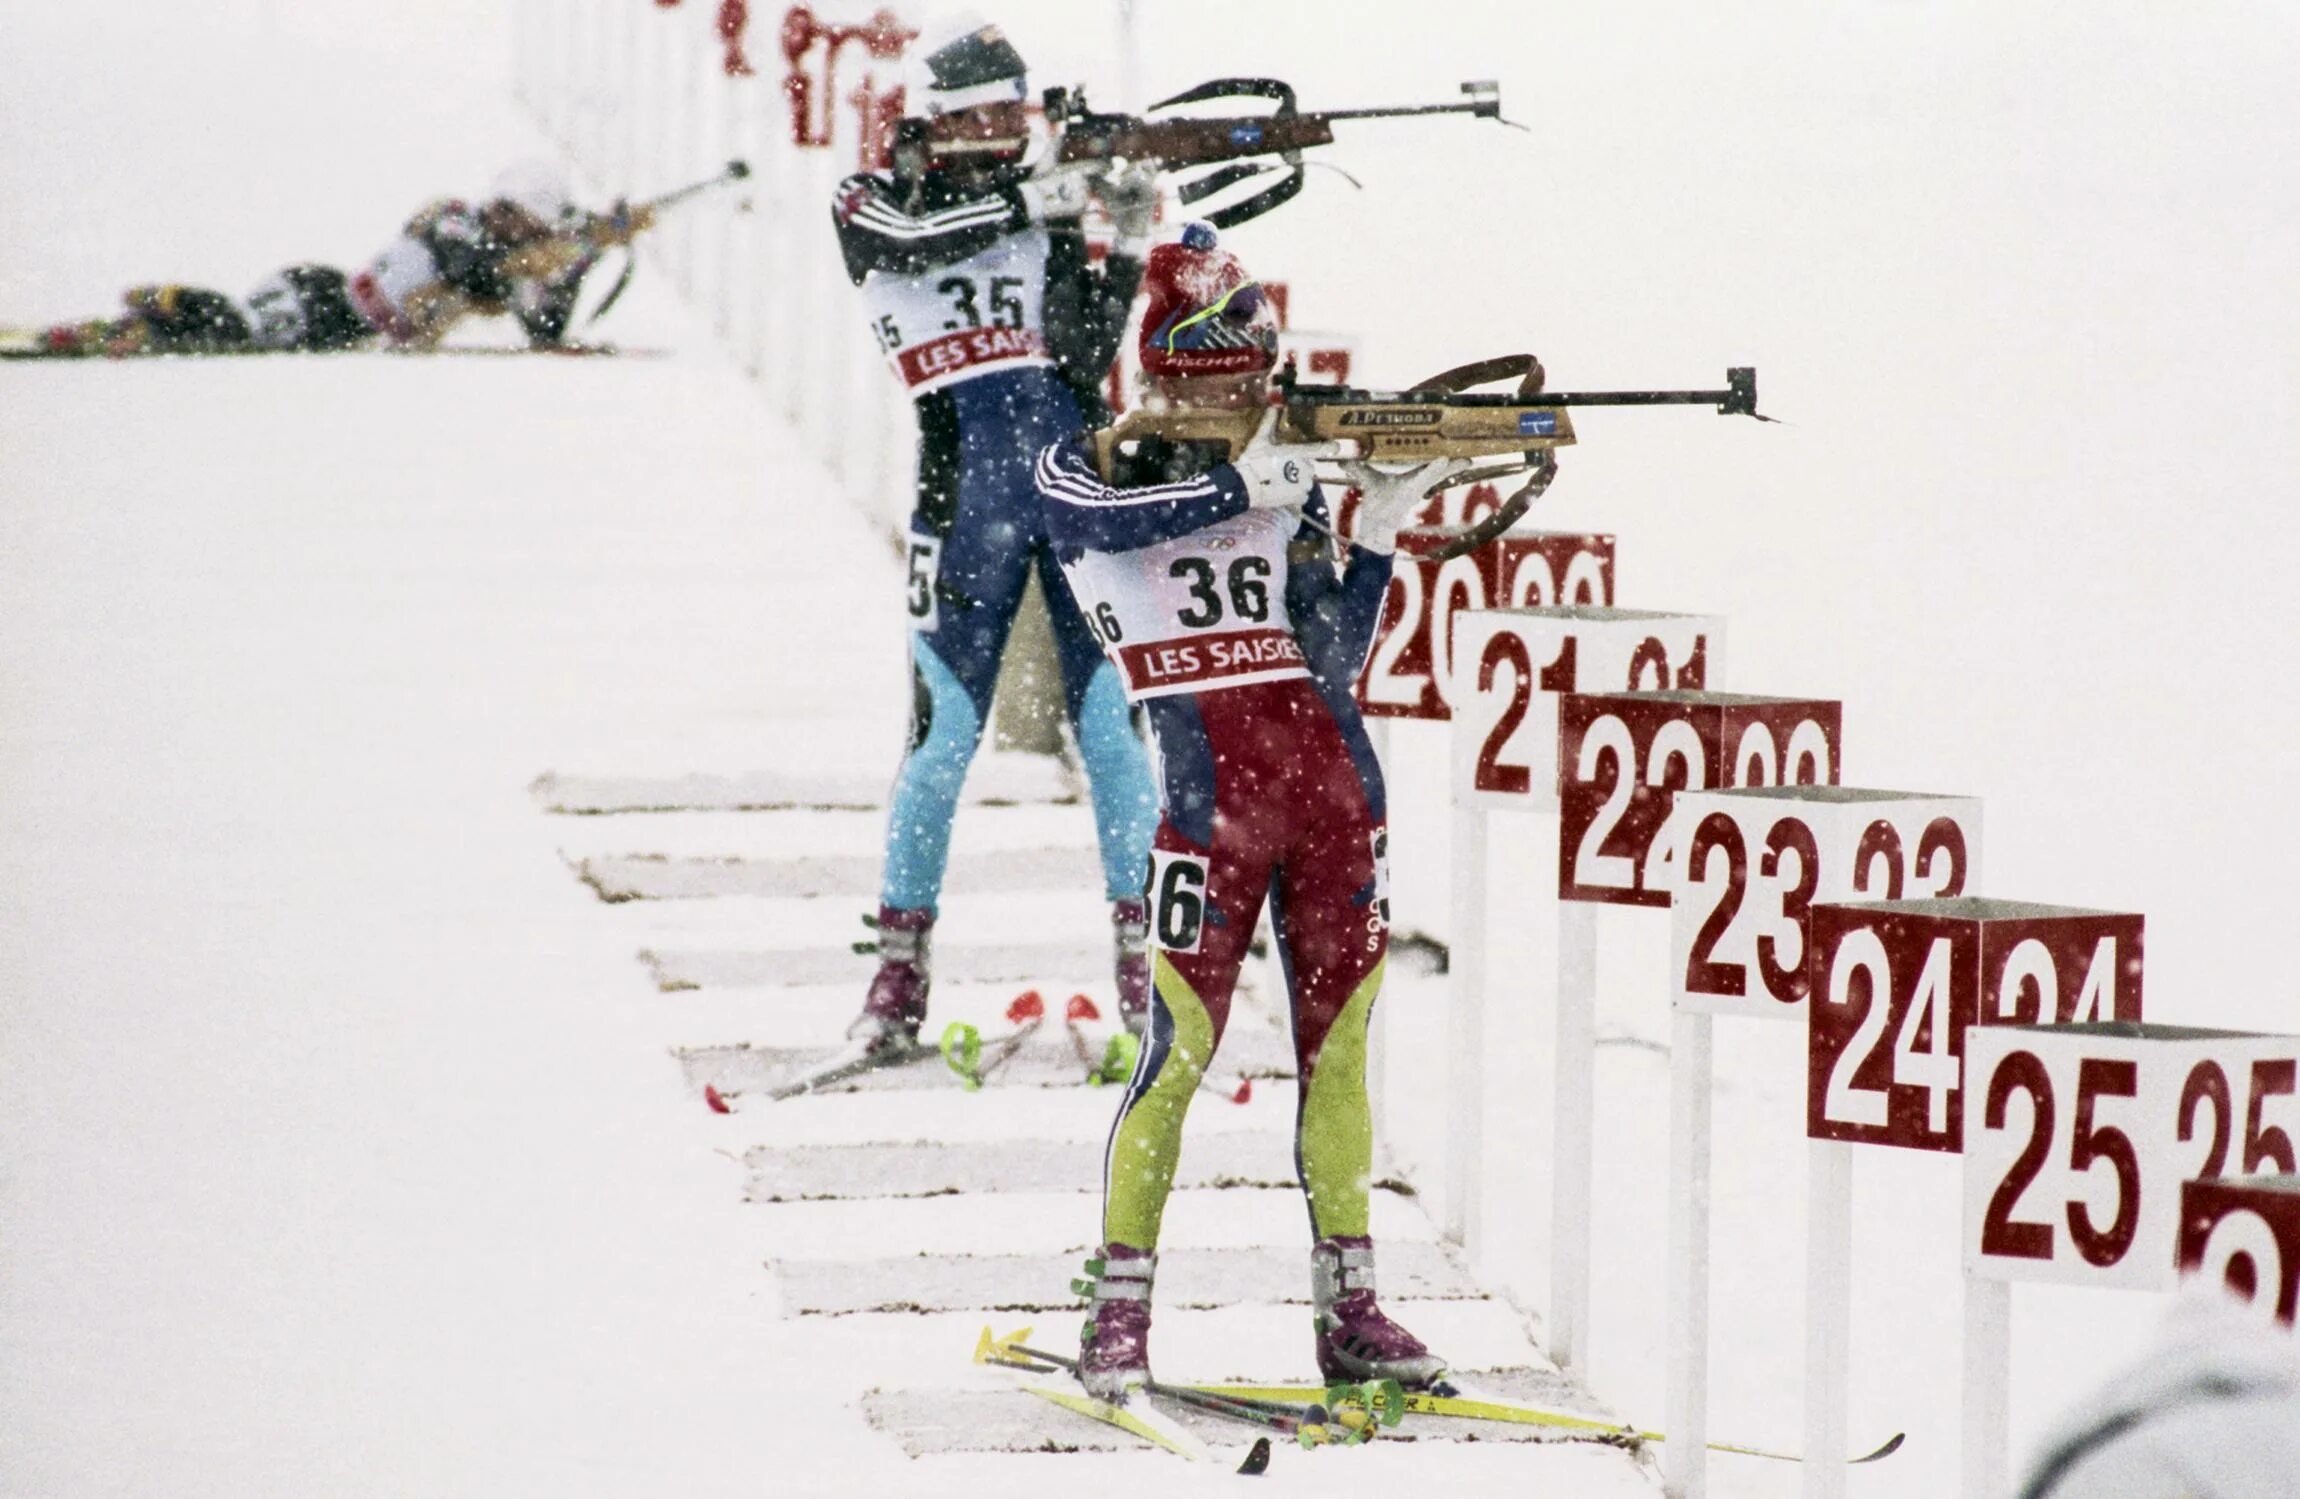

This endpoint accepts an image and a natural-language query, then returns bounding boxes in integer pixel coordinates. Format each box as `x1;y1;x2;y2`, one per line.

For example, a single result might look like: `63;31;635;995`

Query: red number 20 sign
1359;532;1615;721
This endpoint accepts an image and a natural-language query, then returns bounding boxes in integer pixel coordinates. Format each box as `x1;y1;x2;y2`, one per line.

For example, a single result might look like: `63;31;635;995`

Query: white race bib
1061;509;1311;701
860;233;1054;395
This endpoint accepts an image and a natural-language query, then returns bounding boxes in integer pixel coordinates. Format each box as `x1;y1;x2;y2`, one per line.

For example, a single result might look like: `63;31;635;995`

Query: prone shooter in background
28;158;744;356
343;159;646;351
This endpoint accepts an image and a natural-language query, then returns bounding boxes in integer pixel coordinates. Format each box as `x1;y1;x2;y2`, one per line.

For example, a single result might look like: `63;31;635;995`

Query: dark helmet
900;12;1028;120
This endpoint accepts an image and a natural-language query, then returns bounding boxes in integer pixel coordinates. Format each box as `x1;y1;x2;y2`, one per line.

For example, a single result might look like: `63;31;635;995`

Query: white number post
1446;606;1723;1381
1551;687;1840;1423
1364;532;1609;1157
1803;899;2142;1499
1659;786;1982;1499
1962;1022;2300;1495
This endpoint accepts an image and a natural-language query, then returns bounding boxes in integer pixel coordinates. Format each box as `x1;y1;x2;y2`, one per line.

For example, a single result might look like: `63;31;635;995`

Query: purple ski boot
1110;898;1152;1036
1311;1236;1448;1387
1075;1243;1155;1401
848;904;932;1054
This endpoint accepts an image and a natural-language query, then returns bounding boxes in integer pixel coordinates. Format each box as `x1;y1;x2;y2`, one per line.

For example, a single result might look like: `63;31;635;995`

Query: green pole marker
940;1020;983;1090
1324;1379;1404;1428
1092;1030;1140;1086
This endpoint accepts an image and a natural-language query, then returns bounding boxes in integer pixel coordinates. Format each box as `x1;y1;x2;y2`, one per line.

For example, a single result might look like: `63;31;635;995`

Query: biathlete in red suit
1033;223;1477;1400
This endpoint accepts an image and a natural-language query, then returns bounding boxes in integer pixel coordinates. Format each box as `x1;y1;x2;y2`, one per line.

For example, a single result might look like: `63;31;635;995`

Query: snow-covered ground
5;3;2299;1498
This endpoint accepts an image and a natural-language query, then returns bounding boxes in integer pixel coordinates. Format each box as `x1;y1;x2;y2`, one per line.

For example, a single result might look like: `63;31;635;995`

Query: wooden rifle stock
1098;360;1761;560
1055;111;1339;168
1102;354;1576;466
1101;395;1576;466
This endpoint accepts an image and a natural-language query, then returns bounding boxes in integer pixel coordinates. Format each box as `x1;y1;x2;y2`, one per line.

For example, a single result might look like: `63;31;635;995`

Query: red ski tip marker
703;1084;732;1114
1065;994;1101;1024
1007;990;1046;1024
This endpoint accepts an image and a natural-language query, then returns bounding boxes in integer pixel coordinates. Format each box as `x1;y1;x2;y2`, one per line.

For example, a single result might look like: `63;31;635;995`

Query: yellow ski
1172;1382;1902;1464
1017;1380;1212;1460
975;1325;1210;1461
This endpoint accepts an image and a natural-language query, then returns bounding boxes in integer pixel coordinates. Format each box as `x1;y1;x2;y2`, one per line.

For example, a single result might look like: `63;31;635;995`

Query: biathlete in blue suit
831;14;1161;1053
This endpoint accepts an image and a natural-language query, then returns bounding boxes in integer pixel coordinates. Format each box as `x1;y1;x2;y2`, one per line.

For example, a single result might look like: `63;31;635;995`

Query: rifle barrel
1293;389;1736;409
1540;390;1739;407
1314;102;1494;121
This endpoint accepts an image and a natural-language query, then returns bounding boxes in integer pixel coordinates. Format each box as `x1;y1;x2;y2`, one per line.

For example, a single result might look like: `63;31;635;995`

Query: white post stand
1663;787;1986;1499
1803;1139;1853;1499
1443;801;1487;1252
1961;1272;2011;1499
1552;897;1597;1371
1813;896;2161;1499
1662;1008;1713;1499
1356;527;1508;1198
1426;546;1614;1265
1958;1019;2291;1499
1445;603;1718;1384
1558;689;1849;1373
